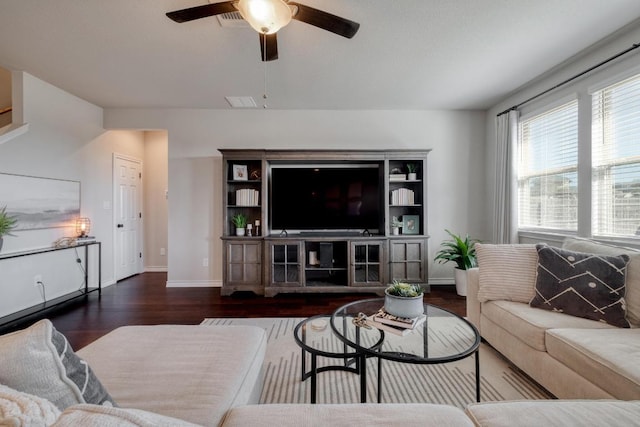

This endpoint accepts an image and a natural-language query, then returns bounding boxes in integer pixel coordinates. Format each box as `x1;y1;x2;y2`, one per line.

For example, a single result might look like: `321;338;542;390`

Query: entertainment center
220;149;430;296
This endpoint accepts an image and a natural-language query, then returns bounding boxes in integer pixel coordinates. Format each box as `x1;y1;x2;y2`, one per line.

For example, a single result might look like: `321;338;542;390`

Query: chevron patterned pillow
531;244;630;328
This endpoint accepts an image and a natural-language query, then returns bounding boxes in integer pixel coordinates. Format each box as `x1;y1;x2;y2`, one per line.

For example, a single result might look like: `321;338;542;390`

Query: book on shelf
365;315;425;336
389;174;407;181
235;188;260;206
390;188;415;206
370;307;426;329
76;236;96;243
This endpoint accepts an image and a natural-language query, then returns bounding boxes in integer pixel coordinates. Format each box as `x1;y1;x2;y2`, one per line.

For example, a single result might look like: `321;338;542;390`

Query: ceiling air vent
225;96;257;108
216;11;249;28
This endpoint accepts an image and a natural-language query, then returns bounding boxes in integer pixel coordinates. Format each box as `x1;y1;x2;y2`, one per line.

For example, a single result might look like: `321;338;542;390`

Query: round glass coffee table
330;298;481;403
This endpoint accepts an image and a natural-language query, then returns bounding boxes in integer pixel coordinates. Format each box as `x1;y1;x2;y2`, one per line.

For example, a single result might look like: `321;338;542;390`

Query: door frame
113;153;144;281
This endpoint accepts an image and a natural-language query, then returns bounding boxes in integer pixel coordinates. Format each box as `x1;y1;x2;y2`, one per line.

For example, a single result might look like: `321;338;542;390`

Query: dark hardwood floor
39;272;466;350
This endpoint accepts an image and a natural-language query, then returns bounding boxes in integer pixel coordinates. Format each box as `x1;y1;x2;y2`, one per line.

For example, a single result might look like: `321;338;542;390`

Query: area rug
201;317;552;407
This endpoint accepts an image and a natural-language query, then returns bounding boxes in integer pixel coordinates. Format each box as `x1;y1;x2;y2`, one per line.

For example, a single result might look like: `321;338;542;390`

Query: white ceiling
1;0;640;110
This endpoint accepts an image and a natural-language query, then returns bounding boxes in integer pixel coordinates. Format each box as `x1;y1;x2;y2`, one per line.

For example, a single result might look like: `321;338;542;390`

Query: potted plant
391;216;402;235
406;163;418;181
434;229;480;296
231;213;247;236
0;206;17;253
384;280;424;318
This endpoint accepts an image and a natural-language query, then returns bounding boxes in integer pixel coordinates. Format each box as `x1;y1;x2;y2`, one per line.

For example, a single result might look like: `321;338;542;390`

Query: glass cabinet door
350;241;386;286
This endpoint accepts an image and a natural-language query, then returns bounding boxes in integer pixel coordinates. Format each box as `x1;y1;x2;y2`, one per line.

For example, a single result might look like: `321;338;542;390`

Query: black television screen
270;165;382;233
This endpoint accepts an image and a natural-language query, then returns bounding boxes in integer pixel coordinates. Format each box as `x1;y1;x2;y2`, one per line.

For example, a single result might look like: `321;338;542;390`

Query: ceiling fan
166;0;360;61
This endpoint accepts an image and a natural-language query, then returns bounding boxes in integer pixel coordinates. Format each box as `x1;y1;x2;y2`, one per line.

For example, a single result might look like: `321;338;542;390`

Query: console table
0;241;101;331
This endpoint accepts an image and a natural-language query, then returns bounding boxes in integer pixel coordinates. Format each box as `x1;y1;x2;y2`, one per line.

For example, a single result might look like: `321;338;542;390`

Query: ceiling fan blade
166;1;237;23
259;33;279;61
289;2;360;39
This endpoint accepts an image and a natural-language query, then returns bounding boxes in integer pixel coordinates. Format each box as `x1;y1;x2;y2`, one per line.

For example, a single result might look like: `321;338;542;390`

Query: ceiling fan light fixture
236;0;292;34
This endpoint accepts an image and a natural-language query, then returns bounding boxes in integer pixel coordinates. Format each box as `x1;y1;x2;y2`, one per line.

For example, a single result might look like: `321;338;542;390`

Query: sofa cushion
563;237;640;327
0;320;116;411
222;403;474;427
482;300;614;352
546;328;640;400
77;325;267;427
476;244;538;303
531;245;630;328
52;404;203;427
0;383;61;427
465;399;640;427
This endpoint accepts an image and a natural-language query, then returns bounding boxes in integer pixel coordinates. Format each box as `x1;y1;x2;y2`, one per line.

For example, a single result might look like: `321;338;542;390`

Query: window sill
518;230;640;250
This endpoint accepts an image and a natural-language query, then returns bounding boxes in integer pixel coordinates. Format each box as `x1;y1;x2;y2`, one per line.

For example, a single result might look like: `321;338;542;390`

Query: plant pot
0;236;3;253
455;268;468;296
408;172;417;181
235;228;246;237
384;290;424;318
392;227;400;236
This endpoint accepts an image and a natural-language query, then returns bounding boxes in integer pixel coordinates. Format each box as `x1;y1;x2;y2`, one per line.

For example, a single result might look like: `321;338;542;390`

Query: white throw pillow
476;243;538;303
0;383;60;427
0;320;116;411
562;237;640;327
52;404;203;427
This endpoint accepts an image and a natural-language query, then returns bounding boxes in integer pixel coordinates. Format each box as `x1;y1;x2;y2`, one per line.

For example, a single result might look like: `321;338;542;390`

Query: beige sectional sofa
0;321;268;427
467;237;640;400
2;268;640;426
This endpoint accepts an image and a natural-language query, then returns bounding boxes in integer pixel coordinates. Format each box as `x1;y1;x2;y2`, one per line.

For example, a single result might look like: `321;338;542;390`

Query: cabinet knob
117;224;124;228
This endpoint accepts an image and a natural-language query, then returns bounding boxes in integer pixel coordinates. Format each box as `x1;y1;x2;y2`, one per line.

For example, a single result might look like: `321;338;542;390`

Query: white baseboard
145;266;168;272
166;280;222;288
428;278;455;286
100;280;117;288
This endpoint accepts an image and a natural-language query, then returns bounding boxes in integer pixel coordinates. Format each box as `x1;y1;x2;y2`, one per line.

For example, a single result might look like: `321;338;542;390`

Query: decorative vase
408;172;417;181
236;228;246;237
455;268;468;296
384;290;424;318
392;227;400;236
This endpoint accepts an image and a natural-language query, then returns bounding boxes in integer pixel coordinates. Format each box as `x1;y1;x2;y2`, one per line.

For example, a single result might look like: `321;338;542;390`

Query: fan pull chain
263;35;268;109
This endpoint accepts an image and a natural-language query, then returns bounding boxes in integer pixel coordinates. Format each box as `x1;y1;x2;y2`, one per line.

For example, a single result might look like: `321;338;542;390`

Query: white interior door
114;155;142;281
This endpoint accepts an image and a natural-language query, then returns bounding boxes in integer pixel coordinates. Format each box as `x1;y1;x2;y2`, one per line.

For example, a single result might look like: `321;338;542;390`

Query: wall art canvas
0;173;80;230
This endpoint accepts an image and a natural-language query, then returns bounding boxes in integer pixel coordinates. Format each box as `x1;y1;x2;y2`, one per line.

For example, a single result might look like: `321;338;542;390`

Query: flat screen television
270;164;382;234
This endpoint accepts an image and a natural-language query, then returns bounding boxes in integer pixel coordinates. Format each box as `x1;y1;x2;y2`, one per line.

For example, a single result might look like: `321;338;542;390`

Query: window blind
592;73;640;237
518;100;578;230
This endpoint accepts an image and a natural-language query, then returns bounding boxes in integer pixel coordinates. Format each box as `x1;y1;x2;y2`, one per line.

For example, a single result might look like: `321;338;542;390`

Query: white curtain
493;110;519;243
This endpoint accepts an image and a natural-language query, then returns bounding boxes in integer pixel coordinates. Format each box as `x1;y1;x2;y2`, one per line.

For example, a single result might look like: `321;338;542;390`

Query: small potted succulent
391;216;402;235
231;213;247;236
384;280;424;318
0;206;18;253
406;163;418;181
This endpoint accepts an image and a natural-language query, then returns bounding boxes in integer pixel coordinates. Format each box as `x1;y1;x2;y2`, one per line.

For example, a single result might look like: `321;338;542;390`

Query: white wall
485;22;640;243
105;108;487;285
143;130;168;271
0;66;10;128
0;72;144;317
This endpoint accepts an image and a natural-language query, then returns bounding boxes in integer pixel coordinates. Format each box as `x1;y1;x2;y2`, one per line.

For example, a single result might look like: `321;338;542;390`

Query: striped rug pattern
201;317;552;407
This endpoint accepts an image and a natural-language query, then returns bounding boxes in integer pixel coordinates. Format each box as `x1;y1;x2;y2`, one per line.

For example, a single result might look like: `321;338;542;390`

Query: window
517;100;579;231
592;73;640;237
